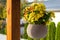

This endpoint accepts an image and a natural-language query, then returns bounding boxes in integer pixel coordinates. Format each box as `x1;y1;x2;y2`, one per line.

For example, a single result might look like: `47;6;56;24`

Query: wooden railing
7;0;20;40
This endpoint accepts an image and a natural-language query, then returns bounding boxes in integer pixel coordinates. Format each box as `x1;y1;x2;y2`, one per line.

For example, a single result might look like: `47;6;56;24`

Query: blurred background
0;0;60;40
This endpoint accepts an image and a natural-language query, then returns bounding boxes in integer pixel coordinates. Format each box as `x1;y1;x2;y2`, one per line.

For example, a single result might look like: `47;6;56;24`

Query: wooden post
7;0;20;40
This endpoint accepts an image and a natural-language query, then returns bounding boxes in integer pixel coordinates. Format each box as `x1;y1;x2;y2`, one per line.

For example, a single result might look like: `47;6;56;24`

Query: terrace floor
0;34;27;40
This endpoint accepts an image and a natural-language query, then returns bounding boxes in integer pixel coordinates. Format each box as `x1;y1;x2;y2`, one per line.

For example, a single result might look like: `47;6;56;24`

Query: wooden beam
7;0;20;40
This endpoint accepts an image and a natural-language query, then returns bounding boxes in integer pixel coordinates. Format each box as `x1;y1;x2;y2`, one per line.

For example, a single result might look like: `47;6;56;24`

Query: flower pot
27;24;47;39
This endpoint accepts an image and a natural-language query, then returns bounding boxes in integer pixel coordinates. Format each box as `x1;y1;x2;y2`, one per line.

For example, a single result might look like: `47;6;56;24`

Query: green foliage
0;20;6;34
0;5;4;19
55;22;60;40
0;20;3;33
20;3;28;18
2;7;7;19
0;4;6;20
23;23;28;39
0;26;6;34
28;36;33;40
0;0;6;20
40;37;47;40
40;38;44;40
47;22;56;40
0;0;6;6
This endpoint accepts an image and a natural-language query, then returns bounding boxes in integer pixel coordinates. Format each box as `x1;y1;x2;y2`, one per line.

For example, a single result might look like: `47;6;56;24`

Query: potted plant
23;3;55;39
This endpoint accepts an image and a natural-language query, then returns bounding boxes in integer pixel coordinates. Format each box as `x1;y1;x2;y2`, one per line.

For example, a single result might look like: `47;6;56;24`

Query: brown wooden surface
7;0;20;40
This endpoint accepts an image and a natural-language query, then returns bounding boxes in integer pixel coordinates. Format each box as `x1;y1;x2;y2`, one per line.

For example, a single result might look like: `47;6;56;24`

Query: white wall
52;12;60;26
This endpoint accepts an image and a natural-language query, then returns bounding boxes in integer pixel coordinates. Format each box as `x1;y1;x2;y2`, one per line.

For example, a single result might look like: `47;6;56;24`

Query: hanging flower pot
23;3;55;39
27;24;47;39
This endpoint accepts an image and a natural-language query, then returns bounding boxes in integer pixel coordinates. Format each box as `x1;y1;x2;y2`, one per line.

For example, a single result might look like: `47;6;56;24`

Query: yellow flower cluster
50;11;55;18
28;12;44;23
23;3;45;23
23;3;55;24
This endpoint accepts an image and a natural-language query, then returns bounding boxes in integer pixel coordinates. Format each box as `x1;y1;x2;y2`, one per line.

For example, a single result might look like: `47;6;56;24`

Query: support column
7;0;20;40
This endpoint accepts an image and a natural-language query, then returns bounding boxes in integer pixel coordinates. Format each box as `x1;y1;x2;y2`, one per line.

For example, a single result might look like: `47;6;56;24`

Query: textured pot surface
27;24;47;39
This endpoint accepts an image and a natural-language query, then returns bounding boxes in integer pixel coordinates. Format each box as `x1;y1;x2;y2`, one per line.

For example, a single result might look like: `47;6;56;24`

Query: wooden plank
7;0;20;40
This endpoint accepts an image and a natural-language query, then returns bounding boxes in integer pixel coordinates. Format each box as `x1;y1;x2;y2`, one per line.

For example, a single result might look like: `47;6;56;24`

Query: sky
27;0;60;9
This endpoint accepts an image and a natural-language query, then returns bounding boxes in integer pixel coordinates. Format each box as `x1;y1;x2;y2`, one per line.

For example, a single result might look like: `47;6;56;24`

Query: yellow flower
31;20;34;22
24;14;28;20
50;11;55;18
34;6;38;10
33;15;39;21
29;12;35;17
39;3;46;11
31;17;35;22
28;17;31;22
37;14;41;18
35;18;38;21
30;3;39;6
23;17;26;21
45;20;50;25
39;13;44;18
28;12;35;22
25;7;28;11
41;13;44;17
23;3;55;24
40;11;44;14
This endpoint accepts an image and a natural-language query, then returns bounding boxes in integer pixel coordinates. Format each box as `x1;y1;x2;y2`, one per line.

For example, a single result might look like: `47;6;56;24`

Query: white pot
27;24;47;39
